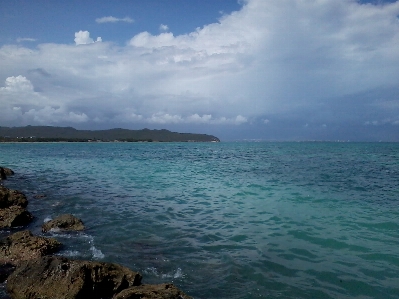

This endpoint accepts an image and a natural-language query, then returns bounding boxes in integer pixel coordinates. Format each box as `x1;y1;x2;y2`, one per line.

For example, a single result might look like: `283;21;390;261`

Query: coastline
0;166;193;299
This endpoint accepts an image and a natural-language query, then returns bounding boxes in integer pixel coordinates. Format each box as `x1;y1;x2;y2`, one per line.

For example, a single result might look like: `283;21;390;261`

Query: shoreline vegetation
0;166;193;299
0;126;220;143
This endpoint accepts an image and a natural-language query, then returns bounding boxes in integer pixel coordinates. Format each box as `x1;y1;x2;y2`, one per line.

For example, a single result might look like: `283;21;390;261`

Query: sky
1;0;399;141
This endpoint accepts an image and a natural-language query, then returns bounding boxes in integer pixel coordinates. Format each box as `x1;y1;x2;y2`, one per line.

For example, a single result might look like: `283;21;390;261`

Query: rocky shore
0;166;193;299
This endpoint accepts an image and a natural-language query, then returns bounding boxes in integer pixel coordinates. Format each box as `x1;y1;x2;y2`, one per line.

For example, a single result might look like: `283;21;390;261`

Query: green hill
0;126;220;142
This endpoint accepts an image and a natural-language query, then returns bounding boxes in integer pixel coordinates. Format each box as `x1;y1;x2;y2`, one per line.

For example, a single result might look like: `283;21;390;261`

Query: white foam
144;267;159;276
84;234;105;259
59;250;81;257
91;245;105;259
173;268;183;279
45;231;105;259
43;216;52;223
144;267;185;280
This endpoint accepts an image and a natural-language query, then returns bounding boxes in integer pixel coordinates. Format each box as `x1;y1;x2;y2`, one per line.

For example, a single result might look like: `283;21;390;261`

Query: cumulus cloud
1;0;399;140
74;31;102;45
96;16;134;23
0;76;89;125
1;75;34;92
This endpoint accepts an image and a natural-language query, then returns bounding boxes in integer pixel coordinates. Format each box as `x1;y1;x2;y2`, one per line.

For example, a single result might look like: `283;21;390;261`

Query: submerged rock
0;230;61;266
114;283;193;299
42;213;85;232
0;186;28;209
7;255;142;299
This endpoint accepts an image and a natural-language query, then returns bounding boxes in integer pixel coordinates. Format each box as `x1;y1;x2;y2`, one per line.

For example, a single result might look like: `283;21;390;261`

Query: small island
0;126;220;143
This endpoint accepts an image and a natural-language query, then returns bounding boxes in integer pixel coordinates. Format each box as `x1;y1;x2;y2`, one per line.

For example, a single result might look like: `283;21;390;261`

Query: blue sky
1;0;241;45
1;0;399;141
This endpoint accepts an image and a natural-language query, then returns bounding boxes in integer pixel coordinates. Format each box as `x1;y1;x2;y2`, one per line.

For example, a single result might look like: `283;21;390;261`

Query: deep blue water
1;142;398;299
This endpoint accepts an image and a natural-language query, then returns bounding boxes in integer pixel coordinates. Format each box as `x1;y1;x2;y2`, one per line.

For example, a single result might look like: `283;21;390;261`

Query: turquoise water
1;142;398;299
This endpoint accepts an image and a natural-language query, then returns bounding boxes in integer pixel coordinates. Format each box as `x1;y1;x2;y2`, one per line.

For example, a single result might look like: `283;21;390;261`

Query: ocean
0;142;398;299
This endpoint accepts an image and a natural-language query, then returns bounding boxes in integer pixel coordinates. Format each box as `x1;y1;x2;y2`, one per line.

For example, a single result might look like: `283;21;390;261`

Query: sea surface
0;142;398;299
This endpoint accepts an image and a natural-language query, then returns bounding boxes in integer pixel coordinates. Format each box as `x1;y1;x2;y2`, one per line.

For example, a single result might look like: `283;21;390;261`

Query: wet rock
114;283;193;299
0;167;14;181
0;206;33;229
1;168;14;176
7;255;142;299
42;214;85;232
0;186;28;209
0;263;16;283
33;194;47;199
0;230;61;266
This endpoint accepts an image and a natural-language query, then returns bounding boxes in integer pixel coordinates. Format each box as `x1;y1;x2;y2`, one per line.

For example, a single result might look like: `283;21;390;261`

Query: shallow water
1;142;398;298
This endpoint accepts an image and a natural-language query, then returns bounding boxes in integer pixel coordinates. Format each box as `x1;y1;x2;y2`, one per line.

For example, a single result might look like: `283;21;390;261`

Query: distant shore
0;126;220;143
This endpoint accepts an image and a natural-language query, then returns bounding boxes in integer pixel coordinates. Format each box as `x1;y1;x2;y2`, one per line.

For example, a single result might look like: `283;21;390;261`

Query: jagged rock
0;186;28;209
42;214;85;232
0;205;33;228
7;256;142;299
0;187;31;228
0;230;61;266
114;283;193;299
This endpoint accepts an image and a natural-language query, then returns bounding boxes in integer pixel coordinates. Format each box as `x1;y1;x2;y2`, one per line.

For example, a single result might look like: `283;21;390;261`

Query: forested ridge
0;126;220;142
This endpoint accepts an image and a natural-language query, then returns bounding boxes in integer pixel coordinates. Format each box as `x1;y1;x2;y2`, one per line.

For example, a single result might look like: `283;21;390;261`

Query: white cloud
0;75;34;92
96;16;134;23
0;76;88;125
159;24;169;31
74;31;102;45
25;107;89;124
1;0;399;140
16;37;37;43
119;113;247;125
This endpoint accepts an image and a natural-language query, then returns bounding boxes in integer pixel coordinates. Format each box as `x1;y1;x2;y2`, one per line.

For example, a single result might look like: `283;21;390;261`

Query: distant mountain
0;126;220;142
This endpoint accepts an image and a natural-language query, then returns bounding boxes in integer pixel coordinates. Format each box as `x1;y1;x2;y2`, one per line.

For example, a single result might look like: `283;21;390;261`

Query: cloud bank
1;0;399;140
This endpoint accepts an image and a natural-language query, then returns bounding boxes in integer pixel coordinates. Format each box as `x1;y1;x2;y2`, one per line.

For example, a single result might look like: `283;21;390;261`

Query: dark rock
7;256;142;299
0;186;28;208
114;283;193;299
0;206;33;228
0;263;16;283
0;230;61;266
42;214;85;232
0;167;14;181
33;194;47;199
1;168;14;176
